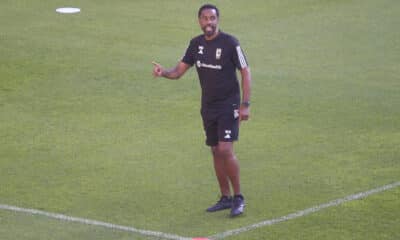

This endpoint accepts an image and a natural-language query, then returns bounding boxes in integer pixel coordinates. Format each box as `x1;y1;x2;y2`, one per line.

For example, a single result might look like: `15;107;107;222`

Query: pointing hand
152;61;164;77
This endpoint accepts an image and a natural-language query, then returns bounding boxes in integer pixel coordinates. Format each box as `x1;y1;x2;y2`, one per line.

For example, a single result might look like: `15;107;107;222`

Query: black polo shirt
182;31;248;107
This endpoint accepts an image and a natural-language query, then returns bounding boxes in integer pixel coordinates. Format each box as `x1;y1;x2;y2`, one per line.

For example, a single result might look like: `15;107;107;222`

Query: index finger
152;61;160;66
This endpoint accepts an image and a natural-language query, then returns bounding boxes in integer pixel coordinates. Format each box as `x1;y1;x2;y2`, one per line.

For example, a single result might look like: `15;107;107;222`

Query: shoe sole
230;211;244;217
206;206;232;212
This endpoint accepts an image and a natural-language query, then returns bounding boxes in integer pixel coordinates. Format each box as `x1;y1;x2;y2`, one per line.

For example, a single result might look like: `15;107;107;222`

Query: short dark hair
198;4;219;18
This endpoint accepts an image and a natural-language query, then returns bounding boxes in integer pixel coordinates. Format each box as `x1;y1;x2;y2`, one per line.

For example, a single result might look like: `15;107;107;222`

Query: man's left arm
239;67;251;121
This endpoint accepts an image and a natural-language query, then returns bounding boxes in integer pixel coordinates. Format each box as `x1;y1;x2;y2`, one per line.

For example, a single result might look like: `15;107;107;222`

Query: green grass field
1;0;399;239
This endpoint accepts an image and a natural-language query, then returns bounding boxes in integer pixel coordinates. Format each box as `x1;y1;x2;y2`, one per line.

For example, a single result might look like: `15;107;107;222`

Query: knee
215;143;234;159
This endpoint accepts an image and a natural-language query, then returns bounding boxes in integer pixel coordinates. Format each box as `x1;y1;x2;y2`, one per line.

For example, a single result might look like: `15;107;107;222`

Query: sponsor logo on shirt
196;60;222;70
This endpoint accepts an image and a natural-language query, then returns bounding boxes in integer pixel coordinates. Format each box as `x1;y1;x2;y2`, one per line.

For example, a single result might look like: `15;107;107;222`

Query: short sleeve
181;40;195;66
231;37;249;70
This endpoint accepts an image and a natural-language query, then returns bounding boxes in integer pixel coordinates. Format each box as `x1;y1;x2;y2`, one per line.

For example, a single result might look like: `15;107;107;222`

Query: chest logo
198;46;204;54
216;48;222;60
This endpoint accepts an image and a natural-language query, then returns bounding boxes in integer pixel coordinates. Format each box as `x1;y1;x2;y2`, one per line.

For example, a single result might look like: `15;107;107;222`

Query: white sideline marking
208;181;400;240
1;181;398;240
0;204;191;240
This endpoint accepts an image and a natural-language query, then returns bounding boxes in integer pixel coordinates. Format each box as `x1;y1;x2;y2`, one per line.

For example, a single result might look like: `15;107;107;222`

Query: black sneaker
230;195;245;217
206;196;232;212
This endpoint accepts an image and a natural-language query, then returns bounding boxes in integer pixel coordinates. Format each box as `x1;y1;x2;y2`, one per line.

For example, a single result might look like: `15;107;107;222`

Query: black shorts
201;104;240;146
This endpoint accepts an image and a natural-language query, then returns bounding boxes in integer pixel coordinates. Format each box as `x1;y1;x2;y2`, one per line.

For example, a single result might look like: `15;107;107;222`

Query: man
152;4;251;217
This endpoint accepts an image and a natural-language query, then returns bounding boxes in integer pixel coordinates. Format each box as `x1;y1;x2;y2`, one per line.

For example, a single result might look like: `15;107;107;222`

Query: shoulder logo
198;46;204;54
216;48;222;60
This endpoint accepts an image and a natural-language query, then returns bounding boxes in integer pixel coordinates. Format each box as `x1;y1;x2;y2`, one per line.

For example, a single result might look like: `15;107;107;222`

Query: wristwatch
241;101;250;107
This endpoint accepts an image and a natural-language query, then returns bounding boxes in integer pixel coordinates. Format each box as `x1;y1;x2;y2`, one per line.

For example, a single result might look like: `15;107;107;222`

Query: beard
202;24;217;37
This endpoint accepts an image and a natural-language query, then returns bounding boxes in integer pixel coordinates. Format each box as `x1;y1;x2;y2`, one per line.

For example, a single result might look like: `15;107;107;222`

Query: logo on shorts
234;109;240;119
224;130;232;139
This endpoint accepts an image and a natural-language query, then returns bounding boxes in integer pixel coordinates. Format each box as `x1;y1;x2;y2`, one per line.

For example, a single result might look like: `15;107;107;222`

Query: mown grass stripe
0;204;192;240
208;181;400;239
1;182;398;239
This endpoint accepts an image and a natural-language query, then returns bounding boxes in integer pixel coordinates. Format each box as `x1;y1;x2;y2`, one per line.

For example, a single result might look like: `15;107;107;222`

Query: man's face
198;8;219;38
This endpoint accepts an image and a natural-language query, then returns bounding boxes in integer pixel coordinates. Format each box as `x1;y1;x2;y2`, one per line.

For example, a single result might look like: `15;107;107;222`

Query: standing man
152;4;251;217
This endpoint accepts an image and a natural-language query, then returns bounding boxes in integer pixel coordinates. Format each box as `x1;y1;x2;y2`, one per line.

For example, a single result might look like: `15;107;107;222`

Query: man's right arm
152;61;191;80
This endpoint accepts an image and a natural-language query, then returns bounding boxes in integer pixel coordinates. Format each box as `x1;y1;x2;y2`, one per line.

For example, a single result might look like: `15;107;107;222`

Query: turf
1;0;399;239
